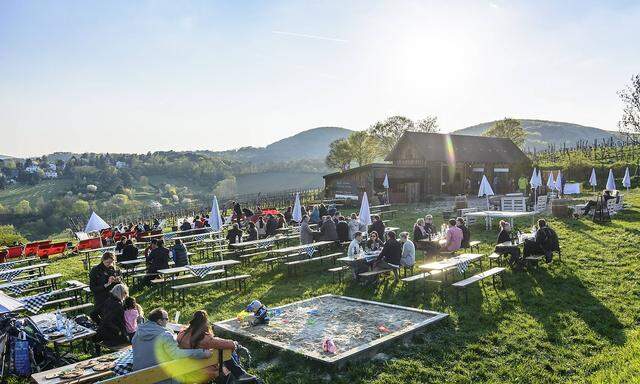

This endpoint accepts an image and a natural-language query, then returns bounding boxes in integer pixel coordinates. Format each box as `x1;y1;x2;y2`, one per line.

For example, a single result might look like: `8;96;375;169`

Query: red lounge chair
24;240;52;257
37;242;67;259
6;246;24;259
77;237;102;251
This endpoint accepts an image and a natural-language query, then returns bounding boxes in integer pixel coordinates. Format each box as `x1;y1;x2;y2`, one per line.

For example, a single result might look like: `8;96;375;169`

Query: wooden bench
525;254;544;267
467;240;481;252
359;267;399;281
238;249;272;264
60;302;93;314
328;265;350;284
94;350;233;384
451;267;505;302
401;271;444;295
171;274;250;303
261;252;305;270
488;252;503;268
151;269;225;286
284;253;342;275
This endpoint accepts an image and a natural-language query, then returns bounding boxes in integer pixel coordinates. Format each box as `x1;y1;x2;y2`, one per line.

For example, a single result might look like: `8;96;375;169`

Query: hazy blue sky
1;0;639;157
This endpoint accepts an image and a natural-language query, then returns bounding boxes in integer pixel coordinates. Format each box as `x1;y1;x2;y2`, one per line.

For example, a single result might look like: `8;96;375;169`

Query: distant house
323;132;531;203
115;161;128;169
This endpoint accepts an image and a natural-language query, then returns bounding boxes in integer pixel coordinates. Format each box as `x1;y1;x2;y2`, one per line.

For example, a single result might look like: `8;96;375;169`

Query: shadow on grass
513;268;625;345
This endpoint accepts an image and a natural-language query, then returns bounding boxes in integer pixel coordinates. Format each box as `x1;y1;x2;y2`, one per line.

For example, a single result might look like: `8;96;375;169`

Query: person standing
399;232;415;268
89;252;121;324
336;216;350;242
348;213;360;240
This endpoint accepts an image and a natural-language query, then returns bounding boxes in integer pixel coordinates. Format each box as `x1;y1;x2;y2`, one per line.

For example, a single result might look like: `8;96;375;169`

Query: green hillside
454;119;619;151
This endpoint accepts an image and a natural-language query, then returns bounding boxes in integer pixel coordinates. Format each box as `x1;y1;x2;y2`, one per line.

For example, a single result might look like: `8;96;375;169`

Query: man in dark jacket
319;216;338;241
119;239;139;262
89;252;121;324
226;223;244;244
179;220;192;232
374;231;402;281
369;215;386;237
171;239;189;267
145;239;170;284
233;201;243;219
336;217;350;242
265;214;278;237
524;219;559;263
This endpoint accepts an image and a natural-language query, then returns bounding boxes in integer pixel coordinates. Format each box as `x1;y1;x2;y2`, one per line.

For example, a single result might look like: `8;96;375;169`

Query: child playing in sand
245;300;269;326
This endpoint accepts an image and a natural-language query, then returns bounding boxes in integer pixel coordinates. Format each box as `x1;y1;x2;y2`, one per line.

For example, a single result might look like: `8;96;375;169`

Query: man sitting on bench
132;308;211;379
373;231;402;282
523;219;560;264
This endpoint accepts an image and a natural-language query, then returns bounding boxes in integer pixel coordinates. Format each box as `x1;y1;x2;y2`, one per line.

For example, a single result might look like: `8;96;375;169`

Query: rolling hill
201;126;353;162
453;119;619;151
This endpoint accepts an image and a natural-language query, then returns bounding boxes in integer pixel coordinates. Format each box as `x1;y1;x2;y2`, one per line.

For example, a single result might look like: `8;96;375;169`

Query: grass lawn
33;190;640;383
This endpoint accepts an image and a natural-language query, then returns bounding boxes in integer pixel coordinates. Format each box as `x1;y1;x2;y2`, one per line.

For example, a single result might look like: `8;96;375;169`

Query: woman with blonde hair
94;283;129;348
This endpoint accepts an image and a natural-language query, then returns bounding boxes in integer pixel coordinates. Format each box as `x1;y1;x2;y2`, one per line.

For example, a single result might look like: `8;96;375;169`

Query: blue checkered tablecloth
112;349;134;376
18;291;52;314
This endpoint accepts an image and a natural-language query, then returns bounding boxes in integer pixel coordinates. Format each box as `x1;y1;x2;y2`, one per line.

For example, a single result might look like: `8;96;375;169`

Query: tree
347;131;378;167
14;200;31;215
415;115;440;133
325;139;353;170
618;74;640;139
482;118;527;148
368;116;414;156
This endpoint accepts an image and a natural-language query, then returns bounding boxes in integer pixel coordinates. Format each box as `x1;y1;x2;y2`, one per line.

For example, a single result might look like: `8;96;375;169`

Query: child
245;300;269;326
123;297;144;341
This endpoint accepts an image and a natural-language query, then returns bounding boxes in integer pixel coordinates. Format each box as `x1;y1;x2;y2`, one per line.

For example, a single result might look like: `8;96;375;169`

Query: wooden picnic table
465;210;536;230
30;312;97;358
0;262;49;282
228;235;291;249
419;253;484;283
271;241;333;255
157;259;241;277
0;257;38;269
0;273;62;293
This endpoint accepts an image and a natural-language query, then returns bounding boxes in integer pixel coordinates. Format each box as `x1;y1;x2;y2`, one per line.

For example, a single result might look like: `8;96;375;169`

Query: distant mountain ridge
201;126;353;162
453;119;618;151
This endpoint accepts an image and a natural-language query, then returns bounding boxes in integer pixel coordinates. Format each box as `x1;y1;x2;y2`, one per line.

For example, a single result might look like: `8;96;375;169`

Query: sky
1;0;639;157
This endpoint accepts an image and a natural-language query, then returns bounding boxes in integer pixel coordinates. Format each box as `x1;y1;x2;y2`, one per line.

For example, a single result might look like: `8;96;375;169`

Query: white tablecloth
563;183;581;195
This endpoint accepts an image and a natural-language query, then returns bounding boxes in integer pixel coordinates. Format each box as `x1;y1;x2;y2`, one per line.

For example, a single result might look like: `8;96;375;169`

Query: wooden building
323;132;531;203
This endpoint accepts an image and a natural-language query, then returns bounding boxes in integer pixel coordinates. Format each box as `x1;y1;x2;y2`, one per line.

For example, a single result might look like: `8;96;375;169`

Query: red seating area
24;240;51;257
36;242;68;258
77;237;102;251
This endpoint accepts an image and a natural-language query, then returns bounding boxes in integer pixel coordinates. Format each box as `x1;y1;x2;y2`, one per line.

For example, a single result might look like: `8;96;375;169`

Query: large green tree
368;115;439;156
482;118;527;148
325;139;353;170
618;73;640;139
347;131;378;167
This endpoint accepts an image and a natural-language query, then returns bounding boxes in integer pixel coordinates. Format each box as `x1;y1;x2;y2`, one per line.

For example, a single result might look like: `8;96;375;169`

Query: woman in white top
348;213;360;240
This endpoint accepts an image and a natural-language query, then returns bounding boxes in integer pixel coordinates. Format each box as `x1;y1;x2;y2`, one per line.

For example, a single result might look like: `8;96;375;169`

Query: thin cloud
271;30;348;43
489;1;500;9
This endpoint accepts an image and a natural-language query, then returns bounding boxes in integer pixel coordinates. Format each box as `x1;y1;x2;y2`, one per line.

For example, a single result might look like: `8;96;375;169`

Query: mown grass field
24;190;640;383
0;180;72;207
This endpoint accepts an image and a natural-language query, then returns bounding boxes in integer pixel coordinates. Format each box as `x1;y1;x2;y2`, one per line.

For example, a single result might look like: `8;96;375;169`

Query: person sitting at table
424;215;437;234
399;232;415;268
456;217;471;249
120;239;139;262
246;222;258;241
256;216;267;239
145;239;170;285
319;203;328;218
284;206;293;224
348;213;360;240
373;231;402;282
310;206;321;225
115;238;126;252
497;220;512;244
336;216;350;243
180;219;192;232
172;239;189;267
124;296;144;341
369;215;385;237
193;216;204;230
444;219;463;252
226;223;244;244
265;214;278;237
523;219;560;263
276;214;287;229
347;231;363;258
413;218;428;242
300;215;317;245
319;215;338;242
366;230;384;252
89;252;121;325
177;310;258;383
94;283;129;350
132;308;212;381
144;238;158;259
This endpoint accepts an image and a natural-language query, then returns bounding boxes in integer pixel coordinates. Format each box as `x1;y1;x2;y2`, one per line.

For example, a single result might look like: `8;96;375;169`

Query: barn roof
385;132;531;164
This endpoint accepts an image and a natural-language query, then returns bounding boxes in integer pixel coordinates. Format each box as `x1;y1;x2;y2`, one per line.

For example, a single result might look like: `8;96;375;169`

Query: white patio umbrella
606;169;616;191
555;170;563;193
84;211;110;233
209;196;224;231
622;167;631;191
537;169;542;188
382;173;390;204
589;168;597;193
477;175;495;209
546;171;556;191
292;193;302;223
358;192;372;226
530;167;540;208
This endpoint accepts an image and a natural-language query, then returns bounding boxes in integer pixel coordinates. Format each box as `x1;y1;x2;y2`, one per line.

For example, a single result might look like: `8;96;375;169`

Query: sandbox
213;294;448;366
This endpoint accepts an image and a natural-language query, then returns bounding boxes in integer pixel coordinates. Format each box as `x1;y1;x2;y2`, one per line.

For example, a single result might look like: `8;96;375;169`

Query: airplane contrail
271;30;348;43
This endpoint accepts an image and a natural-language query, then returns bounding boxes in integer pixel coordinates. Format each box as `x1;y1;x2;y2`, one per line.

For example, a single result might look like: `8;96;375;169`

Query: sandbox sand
218;296;438;360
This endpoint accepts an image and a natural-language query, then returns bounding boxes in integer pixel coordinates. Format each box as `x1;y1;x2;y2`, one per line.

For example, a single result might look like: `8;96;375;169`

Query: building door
406;182;420;203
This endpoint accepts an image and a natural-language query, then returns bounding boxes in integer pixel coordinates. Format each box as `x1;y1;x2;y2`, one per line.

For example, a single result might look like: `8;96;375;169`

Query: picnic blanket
303;245;316;258
18;291;52;314
112;349;134;376
186;265;217;279
0;269;23;282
